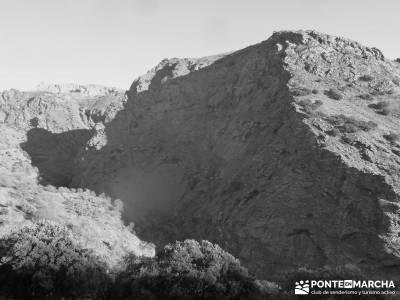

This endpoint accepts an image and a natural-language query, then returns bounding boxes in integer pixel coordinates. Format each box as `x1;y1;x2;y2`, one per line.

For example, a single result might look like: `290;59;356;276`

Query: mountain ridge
1;30;400;281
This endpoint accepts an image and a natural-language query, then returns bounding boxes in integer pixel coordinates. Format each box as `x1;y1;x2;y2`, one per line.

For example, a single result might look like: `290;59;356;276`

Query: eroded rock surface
2;31;400;280
0;86;154;268
71;31;400;279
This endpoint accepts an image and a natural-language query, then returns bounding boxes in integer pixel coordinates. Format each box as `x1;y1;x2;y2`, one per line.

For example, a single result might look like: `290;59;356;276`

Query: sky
0;0;399;91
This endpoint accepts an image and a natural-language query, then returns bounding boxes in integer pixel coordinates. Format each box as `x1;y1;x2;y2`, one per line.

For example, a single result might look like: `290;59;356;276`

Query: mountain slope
3;30;400;280
0;87;154;268
64;30;400;279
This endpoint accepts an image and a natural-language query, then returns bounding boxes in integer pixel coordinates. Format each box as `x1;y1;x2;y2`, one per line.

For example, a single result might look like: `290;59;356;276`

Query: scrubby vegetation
1;223;394;300
368;101;391;115
0;220;111;299
291;87;312;96
1;221;392;299
325;114;377;133
0;223;280;300
297;99;323;114
358;75;374;82
326;128;341;137
114;240;279;300
383;132;400;144
324;88;343;100
358;93;373;100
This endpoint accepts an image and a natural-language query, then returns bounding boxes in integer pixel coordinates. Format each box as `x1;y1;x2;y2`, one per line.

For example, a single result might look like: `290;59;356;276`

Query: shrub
383;132;400;144
0;220;111;299
0;230;283;300
313;100;323;108
291;87;312;96
298;99;323;114
370;89;394;96
324;88;343;100
29;117;39;127
327;128;341;137
358;93;373;100
358;75;374;82
395;58;400;63
115;240;276;300
341;134;358;145
368;101;391;115
298;99;312;106
311;89;319;94
325;114;377;133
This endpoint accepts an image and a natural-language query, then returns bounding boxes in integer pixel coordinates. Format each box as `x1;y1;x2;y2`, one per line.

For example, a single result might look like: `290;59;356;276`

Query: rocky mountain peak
36;82;122;96
1;30;400;283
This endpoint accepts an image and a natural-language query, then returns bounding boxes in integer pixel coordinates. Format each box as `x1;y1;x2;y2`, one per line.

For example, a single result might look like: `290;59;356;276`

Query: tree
115;239;278;300
0;220;111;299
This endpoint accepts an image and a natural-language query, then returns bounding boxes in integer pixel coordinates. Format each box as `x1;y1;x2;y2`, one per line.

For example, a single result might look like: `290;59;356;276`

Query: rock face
3;30;400;280
0;86;154;268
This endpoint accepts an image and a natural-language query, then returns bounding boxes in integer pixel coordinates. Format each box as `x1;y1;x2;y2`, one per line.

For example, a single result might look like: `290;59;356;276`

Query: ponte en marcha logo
295;279;397;296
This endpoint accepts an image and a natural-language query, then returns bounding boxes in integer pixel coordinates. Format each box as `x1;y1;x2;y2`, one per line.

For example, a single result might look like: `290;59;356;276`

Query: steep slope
0;86;154;267
5;31;400;281
58;30;400;279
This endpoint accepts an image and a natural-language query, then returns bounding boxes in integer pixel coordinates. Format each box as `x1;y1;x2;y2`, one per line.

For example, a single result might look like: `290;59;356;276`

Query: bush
324;88;343;100
327;128;341;137
325;114;377;133
298;99;323;114
291;87;312;97
29;117;39;127
0;220;111;299
383;132;400;144
0;229;284;300
358;75;374;82
311;89;319;94
358;93;373;100
115;240;276;300
368;101;391;115
395;58;400;63
341;134;358;145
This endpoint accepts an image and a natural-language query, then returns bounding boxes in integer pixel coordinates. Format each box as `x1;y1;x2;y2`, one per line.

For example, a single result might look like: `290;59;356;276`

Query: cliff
2;30;400;280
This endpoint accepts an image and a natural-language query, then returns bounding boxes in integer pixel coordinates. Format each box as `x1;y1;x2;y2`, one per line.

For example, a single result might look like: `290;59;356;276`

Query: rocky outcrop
36;82;121;96
2;30;400;280
68;30;400;279
0;86;154;268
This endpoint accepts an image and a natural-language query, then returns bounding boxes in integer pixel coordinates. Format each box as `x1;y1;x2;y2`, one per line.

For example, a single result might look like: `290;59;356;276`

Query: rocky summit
1;30;400;281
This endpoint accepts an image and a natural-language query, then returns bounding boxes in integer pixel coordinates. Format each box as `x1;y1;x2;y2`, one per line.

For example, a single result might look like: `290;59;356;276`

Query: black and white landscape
1;1;400;299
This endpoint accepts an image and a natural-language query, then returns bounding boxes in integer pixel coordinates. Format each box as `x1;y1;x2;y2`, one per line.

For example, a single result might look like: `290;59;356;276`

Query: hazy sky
1;0;399;91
